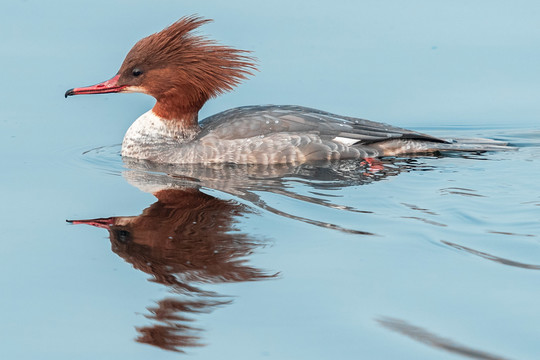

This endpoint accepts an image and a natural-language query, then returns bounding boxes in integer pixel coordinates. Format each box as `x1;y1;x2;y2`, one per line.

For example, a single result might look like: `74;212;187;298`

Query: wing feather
198;105;448;145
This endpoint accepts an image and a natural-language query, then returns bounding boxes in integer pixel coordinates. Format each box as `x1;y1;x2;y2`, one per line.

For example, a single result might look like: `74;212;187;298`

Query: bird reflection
70;156;431;352
121;157;435;235
69;187;273;352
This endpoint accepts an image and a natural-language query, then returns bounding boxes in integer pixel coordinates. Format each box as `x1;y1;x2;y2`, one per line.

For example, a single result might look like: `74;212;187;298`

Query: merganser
66;16;509;165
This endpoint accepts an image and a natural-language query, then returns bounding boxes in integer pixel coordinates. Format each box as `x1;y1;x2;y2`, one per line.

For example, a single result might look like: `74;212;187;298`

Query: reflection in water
122;156;437;235
137;297;231;351
440;187;486;198
71;154;438;352
69;188;273;352
442;241;540;270
377;317;512;360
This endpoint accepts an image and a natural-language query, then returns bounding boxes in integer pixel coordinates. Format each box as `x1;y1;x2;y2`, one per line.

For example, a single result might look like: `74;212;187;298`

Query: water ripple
442;241;540;270
378;317;513;360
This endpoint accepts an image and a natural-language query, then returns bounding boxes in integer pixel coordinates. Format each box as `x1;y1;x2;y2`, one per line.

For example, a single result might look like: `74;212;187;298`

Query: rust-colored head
66;16;256;119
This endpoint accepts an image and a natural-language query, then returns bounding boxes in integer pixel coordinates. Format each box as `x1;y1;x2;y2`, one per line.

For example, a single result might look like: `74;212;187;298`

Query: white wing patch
333;136;359;146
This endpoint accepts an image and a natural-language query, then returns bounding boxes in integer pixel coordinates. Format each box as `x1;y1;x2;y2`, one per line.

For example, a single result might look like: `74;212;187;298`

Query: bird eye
115;229;132;244
132;68;143;77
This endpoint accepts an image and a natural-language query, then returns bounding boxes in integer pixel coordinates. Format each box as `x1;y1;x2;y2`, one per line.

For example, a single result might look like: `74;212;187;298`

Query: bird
65;16;509;165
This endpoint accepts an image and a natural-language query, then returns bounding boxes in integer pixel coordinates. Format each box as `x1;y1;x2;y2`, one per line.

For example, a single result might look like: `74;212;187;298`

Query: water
2;1;540;359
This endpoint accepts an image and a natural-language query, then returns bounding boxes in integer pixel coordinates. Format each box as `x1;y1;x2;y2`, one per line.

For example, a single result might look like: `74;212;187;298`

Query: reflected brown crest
70;188;274;352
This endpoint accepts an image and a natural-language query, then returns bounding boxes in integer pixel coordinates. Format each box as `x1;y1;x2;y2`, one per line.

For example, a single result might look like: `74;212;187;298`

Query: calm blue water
2;1;540;359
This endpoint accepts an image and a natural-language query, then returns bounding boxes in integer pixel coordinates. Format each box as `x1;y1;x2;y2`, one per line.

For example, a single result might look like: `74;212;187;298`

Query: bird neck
152;94;201;129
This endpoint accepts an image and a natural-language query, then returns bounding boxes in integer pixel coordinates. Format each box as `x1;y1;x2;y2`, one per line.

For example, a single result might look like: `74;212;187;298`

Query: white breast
123;111;170;144
122;111;179;158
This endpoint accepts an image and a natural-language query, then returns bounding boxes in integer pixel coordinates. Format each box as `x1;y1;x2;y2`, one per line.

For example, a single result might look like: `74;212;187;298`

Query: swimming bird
65;16;508;164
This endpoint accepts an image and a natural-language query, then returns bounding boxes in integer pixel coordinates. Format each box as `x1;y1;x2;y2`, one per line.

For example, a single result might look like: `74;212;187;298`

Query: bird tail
371;137;513;156
434;137;513;152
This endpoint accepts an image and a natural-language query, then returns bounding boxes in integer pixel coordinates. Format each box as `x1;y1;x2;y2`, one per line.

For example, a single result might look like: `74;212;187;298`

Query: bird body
66;17;509;165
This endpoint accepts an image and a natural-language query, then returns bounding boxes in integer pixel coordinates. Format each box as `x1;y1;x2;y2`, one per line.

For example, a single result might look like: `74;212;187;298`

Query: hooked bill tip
65;88;75;98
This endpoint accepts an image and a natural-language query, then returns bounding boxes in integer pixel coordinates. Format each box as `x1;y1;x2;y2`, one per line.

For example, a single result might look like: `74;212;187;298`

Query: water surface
1;1;540;359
